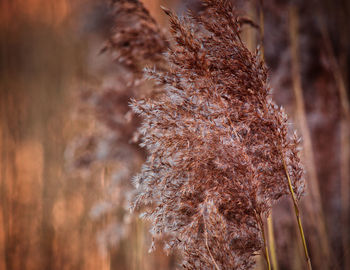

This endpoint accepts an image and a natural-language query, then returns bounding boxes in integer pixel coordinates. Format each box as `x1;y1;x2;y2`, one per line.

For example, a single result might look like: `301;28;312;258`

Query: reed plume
67;0;168;253
103;0;168;73
69;0;167;179
132;0;305;269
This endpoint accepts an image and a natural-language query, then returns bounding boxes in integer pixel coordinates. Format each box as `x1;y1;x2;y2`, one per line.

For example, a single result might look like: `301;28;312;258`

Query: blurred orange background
1;0;349;269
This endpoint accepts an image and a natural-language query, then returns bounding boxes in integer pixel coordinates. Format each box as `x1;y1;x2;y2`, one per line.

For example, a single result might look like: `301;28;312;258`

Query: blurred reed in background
0;0;349;269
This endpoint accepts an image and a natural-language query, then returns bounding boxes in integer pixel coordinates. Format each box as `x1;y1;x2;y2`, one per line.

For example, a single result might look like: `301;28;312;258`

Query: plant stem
258;3;277;269
289;5;332;269
282;157;312;270
319;19;350;270
258;0;265;59
267;215;279;270
260;217;272;270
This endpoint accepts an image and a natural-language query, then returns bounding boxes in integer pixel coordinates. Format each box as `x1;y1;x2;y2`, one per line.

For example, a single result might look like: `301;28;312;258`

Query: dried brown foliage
132;1;305;269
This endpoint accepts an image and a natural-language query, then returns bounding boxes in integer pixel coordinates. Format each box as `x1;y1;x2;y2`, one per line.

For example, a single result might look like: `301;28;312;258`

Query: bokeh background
0;0;349;269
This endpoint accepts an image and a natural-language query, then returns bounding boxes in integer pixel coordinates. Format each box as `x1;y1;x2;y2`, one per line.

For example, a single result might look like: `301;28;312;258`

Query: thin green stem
282;157;312;270
258;3;277;269
267;214;279;270
260;218;272;270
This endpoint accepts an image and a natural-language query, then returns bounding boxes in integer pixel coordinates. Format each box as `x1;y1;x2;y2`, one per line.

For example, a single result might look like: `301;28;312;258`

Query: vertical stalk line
320;21;350;270
0;90;9;270
267;215;278;270
340;120;350;270
259;216;272;270
258;2;278;269
101;167;111;270
1;26;13;270
289;5;330;269
282;157;312;270
135;218;144;270
258;1;265;59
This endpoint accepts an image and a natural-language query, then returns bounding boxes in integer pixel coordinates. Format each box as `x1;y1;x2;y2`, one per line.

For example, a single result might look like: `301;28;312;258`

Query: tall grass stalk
319;19;350;270
289;6;330;269
259;217;272;270
282;156;312;270
258;3;278;269
267;216;278;270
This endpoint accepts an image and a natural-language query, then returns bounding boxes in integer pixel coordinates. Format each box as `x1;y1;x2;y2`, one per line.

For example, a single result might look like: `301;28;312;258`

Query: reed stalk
289;5;330;269
267;216;278;270
282;156;312;270
319;20;350;270
258;3;278;269
259;216;272;270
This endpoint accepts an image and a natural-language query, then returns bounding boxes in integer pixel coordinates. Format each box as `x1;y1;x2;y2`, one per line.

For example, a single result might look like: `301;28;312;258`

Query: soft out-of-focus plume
103;0;168;72
67;0;168;253
132;1;305;269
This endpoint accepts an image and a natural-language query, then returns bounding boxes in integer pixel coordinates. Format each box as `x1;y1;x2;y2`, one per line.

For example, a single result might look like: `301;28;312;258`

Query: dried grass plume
131;0;305;269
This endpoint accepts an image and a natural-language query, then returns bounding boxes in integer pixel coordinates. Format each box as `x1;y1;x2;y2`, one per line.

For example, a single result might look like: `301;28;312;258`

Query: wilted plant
132;0;306;269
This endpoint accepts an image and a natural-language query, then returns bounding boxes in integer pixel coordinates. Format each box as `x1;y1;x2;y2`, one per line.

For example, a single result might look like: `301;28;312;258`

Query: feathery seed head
132;1;305;268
